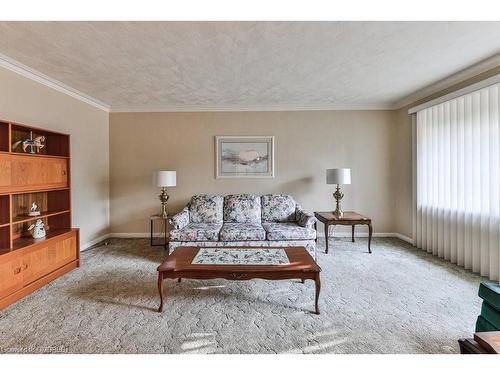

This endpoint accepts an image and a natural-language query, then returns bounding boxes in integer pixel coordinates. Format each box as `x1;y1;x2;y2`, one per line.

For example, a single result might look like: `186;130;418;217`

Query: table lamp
326;168;351;217
155;171;176;218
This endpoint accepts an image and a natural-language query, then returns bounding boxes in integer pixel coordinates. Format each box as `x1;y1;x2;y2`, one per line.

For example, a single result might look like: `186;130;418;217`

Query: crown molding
3;50;498;114
408;73;500;114
393;53;500;110
0;53;110;112
110;102;394;113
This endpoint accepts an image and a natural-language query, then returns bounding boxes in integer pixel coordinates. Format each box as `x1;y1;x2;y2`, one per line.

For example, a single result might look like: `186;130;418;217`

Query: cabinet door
22;244;52;286
0;155;12;193
22;234;77;286
50;235;77;269
11;155;68;192
0;253;24;299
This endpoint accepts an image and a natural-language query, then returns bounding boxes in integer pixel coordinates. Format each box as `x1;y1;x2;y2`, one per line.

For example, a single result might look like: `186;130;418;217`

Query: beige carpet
0;237;486;354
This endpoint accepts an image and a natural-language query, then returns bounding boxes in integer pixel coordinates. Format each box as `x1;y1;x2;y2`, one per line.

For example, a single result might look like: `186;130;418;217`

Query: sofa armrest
169;207;190;230
296;208;317;229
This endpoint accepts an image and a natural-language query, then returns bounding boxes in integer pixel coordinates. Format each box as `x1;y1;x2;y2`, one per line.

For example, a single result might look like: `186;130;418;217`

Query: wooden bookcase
0;120;79;309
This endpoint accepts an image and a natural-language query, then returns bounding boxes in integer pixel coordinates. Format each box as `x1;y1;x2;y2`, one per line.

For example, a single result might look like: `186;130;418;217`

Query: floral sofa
168;194;317;258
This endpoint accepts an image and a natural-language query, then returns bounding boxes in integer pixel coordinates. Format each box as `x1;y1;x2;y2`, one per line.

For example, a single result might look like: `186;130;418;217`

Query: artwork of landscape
216;136;274;178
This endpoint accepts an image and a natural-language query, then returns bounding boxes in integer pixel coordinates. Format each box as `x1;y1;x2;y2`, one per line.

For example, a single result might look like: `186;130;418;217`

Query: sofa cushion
296;206;317;228
261;194;297;222
219;223;266;241
169;207;190;229
223;194;261;223
170;223;222;241
262;222;316;240
189;194;223;224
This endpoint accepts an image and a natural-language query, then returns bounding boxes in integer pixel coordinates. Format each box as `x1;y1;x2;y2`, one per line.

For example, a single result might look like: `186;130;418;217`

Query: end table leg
351;225;355;242
314;273;321;315
157;272;164;313
178;278;181;283
368;223;373;253
324;223;329;254
150;219;154;247
301;278;305;284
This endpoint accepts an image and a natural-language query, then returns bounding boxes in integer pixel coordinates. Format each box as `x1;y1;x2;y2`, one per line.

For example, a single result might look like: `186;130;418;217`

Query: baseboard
393;233;414;244
80;231;415;250
81;233;112;251
80;233;151;251
317;231;414;244
108;232;150;238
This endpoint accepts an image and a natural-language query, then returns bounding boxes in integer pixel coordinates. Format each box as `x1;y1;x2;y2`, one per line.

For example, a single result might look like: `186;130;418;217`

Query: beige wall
392;106;413;238
110;111;396;235
0;67;110;248
1;61;497;246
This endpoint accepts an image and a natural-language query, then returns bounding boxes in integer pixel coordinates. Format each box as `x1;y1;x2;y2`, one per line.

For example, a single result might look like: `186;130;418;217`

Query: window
416;82;499;281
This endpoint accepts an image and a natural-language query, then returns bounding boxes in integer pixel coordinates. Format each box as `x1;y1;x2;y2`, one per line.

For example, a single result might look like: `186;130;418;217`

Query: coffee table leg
314;273;321;315
324;223;329;254
368;223;373;254
314;221;318;245
352;225;355;242
157;272;164;313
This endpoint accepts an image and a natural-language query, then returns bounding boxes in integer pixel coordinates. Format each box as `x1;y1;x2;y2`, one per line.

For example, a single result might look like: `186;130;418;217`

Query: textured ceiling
0;21;500;111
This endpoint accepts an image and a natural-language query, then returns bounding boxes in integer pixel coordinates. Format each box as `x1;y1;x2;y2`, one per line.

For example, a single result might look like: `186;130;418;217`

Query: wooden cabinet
49;234;77;270
22;244;51;286
0;120;78;310
0;230;79;308
0;252;24;300
22;232;77;286
0;156;12;191
0;154;68;193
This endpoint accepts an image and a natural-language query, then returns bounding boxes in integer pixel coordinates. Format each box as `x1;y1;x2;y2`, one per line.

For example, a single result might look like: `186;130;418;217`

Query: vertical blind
416;82;500;281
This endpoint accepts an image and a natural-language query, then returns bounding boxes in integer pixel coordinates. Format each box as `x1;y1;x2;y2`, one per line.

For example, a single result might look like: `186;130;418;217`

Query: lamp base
333;184;344;218
159;187;170;219
333;208;343;218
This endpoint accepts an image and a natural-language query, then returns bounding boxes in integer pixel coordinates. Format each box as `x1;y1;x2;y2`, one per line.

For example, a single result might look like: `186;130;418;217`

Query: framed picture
215;136;275;178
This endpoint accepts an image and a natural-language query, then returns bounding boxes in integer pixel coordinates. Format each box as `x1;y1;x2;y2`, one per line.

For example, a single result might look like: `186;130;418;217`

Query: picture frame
215;136;275;178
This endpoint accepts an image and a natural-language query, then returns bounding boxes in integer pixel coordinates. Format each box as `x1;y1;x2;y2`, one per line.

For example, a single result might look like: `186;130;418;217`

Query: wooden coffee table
459;331;500;354
157;246;322;314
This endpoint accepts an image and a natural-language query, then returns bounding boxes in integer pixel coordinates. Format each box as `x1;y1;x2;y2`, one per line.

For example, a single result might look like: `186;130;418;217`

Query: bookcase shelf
12;209;71;225
0;122;9;152
10;124;69;157
10;152;70;159
0;226;10;253
11;189;70;221
12;228;74;251
0;195;9;226
0;119;79;310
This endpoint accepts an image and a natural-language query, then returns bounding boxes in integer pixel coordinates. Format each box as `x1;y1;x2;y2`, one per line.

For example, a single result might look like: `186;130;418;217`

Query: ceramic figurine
28;202;41;217
12;131;45;154
28;219;46;239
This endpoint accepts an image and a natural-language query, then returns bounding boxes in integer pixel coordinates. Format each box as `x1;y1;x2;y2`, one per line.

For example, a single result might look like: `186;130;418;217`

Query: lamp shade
155;171;176;187
326;168;351;185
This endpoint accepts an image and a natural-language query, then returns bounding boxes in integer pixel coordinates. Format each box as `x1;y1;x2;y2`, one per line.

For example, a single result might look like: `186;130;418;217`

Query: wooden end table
314;211;372;254
157;246;322;314
150;215;170;250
